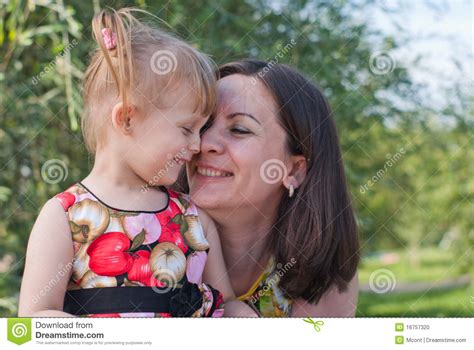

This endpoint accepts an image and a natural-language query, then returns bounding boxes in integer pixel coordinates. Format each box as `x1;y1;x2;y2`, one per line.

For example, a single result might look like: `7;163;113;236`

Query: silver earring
289;184;295;198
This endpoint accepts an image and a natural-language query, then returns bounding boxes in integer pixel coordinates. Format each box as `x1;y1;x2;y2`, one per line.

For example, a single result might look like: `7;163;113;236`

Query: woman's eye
231;127;251;134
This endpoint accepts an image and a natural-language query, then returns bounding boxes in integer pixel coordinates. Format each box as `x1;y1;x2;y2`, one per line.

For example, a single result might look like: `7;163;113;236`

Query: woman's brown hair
176;59;360;304
219;60;360;304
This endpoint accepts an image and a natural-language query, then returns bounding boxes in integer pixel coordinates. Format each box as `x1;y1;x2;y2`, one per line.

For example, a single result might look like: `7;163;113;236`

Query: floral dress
56;182;224;317
237;257;293;317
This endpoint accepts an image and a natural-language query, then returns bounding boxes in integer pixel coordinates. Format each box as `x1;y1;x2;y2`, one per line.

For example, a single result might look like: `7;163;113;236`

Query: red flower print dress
56;182;224;317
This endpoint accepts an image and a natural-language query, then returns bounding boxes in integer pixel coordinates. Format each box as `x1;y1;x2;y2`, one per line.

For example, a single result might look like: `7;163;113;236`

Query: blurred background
0;0;472;317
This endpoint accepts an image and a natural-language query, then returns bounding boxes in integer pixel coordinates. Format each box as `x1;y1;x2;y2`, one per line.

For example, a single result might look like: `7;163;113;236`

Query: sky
366;0;472;108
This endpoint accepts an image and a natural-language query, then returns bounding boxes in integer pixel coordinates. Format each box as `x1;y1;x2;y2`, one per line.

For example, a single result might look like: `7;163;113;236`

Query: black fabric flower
169;282;203;317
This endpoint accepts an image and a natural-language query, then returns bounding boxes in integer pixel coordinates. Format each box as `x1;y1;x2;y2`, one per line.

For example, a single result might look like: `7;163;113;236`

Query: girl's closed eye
181;125;194;135
182;116;211;136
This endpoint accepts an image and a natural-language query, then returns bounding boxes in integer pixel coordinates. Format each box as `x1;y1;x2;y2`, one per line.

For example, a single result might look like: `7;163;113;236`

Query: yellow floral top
237;257;293;317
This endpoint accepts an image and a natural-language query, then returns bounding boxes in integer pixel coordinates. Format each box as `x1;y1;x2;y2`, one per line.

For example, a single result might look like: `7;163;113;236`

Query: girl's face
124;84;209;186
187;74;290;212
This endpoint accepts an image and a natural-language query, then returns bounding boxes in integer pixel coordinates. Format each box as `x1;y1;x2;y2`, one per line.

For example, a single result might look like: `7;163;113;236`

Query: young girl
18;8;255;318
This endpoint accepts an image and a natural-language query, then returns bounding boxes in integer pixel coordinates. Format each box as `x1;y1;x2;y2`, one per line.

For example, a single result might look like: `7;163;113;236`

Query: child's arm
18;198;75;317
197;208;258;317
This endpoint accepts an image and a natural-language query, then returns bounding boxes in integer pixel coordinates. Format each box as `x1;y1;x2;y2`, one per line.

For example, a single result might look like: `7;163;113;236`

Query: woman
177;59;360;317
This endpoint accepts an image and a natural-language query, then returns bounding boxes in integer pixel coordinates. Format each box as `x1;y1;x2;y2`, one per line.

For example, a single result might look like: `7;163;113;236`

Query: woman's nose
200;123;225;155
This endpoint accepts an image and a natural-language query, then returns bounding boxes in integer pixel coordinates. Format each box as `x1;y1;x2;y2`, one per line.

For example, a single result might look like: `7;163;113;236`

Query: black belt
63;287;180;315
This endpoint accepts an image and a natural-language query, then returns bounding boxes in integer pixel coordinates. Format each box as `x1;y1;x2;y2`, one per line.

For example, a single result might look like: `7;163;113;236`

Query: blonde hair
82;8;217;153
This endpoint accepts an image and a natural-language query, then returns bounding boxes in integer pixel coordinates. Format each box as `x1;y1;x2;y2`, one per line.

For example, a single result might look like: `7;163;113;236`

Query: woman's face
187;74;291;213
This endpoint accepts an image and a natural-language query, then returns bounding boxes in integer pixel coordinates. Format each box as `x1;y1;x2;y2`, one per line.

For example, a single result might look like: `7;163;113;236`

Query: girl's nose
188;134;201;154
200;123;225;155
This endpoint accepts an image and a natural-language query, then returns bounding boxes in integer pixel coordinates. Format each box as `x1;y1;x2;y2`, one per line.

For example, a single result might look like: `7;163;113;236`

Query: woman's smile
193;161;234;181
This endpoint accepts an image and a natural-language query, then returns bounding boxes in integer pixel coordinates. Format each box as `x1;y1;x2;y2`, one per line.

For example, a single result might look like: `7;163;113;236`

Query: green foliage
0;0;472;316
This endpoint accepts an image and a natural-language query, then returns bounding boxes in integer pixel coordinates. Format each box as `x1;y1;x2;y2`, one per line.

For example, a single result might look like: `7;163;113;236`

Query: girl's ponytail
89;8;136;111
82;7;216;154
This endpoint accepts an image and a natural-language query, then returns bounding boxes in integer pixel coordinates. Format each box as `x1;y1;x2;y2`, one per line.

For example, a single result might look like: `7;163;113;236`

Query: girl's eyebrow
226;112;261;125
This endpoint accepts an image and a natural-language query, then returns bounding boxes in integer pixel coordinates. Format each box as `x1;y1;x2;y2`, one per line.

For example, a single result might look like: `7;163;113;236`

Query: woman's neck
211;207;276;295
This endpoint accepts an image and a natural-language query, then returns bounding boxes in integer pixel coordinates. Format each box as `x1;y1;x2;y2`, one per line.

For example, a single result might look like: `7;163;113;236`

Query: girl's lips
172;156;185;165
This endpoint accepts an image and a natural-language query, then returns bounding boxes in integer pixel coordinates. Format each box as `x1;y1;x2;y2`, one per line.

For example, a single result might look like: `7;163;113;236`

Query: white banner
0;318;472;349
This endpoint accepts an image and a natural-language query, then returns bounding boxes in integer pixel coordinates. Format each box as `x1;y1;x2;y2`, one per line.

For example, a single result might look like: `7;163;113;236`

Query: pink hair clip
101;28;117;50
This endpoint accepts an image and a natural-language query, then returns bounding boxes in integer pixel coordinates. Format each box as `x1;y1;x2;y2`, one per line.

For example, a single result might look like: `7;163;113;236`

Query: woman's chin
189;175;234;209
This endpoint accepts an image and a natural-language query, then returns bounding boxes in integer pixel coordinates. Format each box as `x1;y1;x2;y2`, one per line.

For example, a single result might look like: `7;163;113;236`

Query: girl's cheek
177;134;191;153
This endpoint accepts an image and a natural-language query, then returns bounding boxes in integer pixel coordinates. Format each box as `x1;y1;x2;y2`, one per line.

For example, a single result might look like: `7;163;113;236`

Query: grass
357;246;473;317
358;246;466;284
357;286;474;317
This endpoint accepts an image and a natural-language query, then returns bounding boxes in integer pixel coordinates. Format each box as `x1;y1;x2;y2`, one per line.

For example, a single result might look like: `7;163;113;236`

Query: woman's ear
111;102;136;135
283;155;307;190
